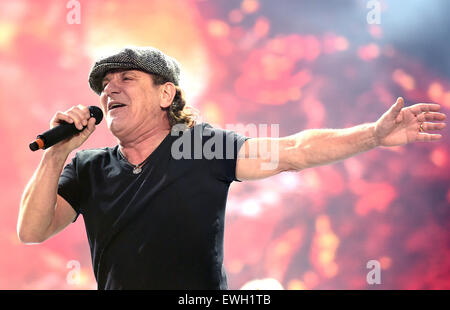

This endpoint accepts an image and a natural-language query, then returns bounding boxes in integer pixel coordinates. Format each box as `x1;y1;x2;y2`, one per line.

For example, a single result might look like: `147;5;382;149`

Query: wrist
43;147;70;163
370;122;381;148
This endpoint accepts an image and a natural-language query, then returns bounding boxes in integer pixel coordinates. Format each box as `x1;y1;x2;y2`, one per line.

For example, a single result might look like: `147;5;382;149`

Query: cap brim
88;62;150;95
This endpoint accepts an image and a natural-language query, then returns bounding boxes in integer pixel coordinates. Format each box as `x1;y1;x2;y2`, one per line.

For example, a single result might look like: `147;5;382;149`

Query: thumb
81;117;97;137
86;117;97;132
390;97;404;118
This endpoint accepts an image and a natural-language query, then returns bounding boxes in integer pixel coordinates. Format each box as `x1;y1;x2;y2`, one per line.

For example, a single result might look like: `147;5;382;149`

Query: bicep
43;194;77;240
235;137;296;181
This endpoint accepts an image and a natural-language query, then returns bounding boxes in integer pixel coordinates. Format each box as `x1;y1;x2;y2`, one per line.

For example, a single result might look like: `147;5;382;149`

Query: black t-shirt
57;122;249;290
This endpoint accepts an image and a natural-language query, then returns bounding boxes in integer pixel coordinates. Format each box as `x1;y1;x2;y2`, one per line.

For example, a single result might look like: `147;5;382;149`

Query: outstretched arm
236;97;446;181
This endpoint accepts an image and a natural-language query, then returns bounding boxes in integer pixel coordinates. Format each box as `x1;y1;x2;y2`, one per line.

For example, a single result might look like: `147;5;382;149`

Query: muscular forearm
287;122;379;170
18;149;69;243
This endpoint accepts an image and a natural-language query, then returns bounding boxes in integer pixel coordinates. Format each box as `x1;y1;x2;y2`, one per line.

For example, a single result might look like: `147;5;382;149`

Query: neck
118;125;170;165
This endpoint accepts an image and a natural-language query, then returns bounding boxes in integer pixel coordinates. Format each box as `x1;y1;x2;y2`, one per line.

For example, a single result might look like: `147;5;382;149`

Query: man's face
99;69;163;137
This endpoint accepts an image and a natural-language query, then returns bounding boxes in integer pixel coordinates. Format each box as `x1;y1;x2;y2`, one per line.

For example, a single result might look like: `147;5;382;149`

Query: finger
77;105;91;120
410;103;441;115
71;106;91;123
417;112;447;122
51;111;74;126
390;97;404;118
76;106;91;126
421;122;446;131
416;133;442;142
86;117;97;132
80;118;97;141
66;110;86;130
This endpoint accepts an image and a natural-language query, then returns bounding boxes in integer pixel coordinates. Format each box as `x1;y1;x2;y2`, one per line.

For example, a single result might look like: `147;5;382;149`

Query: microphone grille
88;106;104;125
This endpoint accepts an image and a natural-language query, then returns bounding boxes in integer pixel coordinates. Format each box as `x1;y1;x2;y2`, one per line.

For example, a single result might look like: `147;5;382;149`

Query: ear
159;82;176;109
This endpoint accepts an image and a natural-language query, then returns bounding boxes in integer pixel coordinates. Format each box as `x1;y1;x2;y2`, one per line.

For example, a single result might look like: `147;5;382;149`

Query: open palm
374;97;446;147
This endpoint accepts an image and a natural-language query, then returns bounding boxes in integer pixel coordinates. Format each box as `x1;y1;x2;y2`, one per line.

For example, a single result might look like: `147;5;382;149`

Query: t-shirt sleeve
57;153;82;223
207;126;251;183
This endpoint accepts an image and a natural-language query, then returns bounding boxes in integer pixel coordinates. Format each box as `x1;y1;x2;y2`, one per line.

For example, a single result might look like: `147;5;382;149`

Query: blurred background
0;0;449;289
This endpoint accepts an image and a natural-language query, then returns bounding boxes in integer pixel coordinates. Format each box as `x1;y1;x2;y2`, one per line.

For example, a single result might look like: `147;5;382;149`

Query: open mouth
108;103;127;111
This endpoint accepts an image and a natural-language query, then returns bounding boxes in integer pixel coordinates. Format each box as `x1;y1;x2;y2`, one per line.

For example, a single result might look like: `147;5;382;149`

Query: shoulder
170;122;217;141
171;122;213;133
72;146;116;164
185;122;240;137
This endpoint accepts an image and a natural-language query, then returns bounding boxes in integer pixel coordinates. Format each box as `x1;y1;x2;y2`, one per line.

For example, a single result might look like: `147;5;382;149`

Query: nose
100;81;120;111
103;79;121;95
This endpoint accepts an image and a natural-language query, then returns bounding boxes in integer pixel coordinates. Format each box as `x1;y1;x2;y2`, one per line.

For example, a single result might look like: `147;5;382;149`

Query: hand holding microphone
29;105;103;153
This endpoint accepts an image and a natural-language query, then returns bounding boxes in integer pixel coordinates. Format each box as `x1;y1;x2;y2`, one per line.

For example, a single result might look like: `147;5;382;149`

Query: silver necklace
118;149;150;174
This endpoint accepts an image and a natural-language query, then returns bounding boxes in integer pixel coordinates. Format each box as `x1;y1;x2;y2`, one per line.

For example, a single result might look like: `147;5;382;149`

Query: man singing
17;46;446;289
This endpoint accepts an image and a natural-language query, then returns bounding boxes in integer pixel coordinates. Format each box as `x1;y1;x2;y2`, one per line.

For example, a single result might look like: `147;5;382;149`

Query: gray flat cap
88;46;181;95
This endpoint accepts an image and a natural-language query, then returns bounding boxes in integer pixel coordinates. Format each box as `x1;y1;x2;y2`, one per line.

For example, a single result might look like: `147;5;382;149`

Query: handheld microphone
29;106;103;152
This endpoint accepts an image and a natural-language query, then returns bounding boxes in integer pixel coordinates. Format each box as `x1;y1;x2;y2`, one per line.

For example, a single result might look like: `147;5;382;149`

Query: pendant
133;167;142;174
